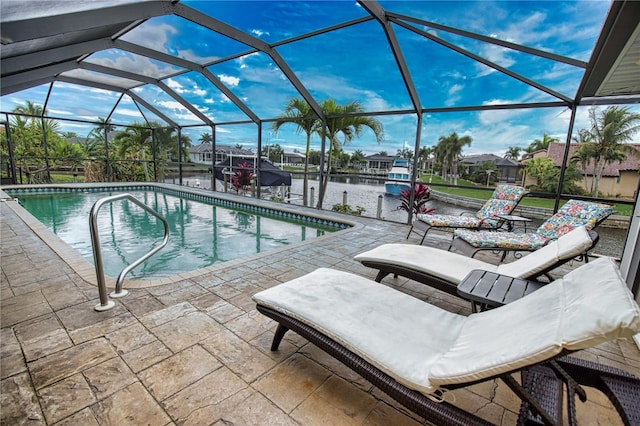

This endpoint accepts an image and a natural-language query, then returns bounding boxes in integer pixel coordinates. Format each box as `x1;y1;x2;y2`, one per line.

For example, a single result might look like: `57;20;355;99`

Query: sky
2;0;638;157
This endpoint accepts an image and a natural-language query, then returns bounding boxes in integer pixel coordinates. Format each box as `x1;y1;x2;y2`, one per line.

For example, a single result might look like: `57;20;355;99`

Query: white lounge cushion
254;257;640;396
429;257;640;387
354;244;499;284
253;268;466;394
354;226;594;286
496;226;593;278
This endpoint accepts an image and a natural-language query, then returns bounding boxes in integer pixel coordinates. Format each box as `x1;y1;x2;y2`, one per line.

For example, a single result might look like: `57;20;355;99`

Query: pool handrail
89;193;170;311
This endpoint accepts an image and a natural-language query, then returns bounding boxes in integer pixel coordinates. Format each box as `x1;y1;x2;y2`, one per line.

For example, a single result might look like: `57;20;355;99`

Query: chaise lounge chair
407;184;526;245
452;199;614;260
354;225;598;298
253;257;640;425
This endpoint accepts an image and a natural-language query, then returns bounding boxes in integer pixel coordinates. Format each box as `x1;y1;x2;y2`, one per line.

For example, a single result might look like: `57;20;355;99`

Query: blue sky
3;0;637;157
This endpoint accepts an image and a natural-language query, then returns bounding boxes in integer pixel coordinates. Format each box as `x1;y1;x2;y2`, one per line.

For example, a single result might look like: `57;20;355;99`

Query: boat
384;158;411;195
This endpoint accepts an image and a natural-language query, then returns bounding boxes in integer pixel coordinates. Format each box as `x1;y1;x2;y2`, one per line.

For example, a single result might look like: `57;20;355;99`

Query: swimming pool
5;184;351;281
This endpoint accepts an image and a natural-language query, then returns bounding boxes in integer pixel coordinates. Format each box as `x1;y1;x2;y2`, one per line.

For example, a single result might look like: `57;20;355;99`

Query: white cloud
251;29;269;37
204;98;215;104
114;108;144;117
218;74;240;87
47;109;73;116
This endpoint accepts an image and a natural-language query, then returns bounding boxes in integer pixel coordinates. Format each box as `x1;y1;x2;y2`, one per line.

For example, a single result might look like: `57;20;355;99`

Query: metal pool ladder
90;193;170;311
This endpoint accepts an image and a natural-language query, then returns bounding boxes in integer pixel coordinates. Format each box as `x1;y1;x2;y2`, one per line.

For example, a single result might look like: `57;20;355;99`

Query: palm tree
586;106;640;196
417;145;432;173
570;129;596;194
317;99;384;208
112;124;153;181
436;132;472;185
504;146;522;160
199;132;212;144
527;132;559;153
272;98;321;206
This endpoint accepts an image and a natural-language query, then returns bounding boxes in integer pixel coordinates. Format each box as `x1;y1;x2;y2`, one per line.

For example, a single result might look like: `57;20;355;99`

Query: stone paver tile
121;340;172;373
0;327;26;379
363;402;423;426
55;301;127;331
0;290;52;327
252;330;300;361
301;343;373;392
253;354;331;413
1;372;45;425
93;381;172;426
205;299;244;323
138;345;222;401
163;366;247;425
450;387;502;424
41;283;89;311
54;407;99;426
67;312;138;345
189;292;222;311
152;311;225;353
118;292;164;317
29;338;117;389
200;327;276;382
14;314;73;362
139;301;197;328
291;375;378;426
208;283;242;300
83;357;138;400
213;387;299;426
38;374;96;424
105;322;158;354
154;283;209;305
575;387;623;425
224;310;273;341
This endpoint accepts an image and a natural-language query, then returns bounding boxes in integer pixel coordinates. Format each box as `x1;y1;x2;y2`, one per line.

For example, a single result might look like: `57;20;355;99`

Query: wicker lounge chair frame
256;305;640;426
359;230;599;298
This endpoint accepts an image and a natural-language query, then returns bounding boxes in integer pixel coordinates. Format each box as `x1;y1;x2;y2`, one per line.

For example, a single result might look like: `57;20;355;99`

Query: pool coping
0;182;363;289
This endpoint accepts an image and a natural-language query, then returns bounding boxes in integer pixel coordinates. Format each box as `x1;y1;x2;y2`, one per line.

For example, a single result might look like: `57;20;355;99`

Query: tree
570;129;596;194
397;146;413;160
417;145;432;172
584;106;640;196
111;124;153;181
469;161;498;186
261;143;284;163
436;132;471;185
504;146;522;160
272;97;320;206
526;132;559;153
316;99;384;208
199;132;212;144
523;157;583;194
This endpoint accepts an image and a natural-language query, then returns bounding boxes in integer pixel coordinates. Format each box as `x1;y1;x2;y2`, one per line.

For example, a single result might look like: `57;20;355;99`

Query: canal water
171;173;628;259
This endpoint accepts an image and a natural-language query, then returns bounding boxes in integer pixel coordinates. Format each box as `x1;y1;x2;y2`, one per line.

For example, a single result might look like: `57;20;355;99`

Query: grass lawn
420;174;632;216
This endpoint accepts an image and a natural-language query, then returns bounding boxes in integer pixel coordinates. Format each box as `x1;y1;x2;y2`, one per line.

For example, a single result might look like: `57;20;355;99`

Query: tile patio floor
1;194;639;425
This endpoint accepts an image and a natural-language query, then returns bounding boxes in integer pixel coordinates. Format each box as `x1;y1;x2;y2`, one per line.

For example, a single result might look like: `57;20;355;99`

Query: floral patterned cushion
417;213;483;229
454;229;549;250
475;199;519;220
535;200;614;240
417;185;525;231
492;184;527;201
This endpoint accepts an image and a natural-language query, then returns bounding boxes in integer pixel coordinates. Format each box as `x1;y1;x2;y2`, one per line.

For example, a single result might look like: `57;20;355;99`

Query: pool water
12;188;344;278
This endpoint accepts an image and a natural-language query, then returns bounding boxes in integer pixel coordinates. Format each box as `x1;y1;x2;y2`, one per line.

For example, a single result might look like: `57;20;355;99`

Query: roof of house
188;143;254;156
461;153;519;167
538;142;640;177
363;154;396;161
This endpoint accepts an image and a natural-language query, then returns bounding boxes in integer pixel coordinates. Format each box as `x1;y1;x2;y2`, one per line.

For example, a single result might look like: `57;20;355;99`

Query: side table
497;214;533;232
457;269;546;312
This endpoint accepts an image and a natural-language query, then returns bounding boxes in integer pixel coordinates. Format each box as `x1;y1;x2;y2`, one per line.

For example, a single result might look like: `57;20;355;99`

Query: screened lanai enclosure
2;1;640;284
